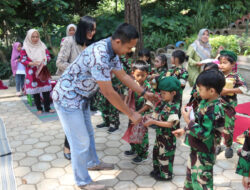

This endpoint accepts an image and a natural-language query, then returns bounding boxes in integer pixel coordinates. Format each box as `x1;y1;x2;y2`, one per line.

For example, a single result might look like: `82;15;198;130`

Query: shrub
209;35;241;56
0;62;12;79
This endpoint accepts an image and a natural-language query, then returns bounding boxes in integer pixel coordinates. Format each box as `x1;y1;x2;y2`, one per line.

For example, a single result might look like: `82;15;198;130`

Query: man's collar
107;37;116;60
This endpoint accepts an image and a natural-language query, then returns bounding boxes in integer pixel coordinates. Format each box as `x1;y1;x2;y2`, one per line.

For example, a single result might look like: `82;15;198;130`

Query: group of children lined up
94;47;249;189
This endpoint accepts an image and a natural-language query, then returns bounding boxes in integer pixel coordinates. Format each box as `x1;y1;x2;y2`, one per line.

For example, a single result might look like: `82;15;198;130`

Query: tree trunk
124;0;143;57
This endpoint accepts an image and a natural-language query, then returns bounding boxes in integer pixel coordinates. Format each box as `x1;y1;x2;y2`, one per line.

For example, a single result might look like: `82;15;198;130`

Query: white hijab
191;28;212;60
66;24;77;36
23;29;47;62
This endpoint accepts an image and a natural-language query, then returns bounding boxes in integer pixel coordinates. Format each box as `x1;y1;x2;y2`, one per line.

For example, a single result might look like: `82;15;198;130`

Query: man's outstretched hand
144;92;159;103
129;111;142;126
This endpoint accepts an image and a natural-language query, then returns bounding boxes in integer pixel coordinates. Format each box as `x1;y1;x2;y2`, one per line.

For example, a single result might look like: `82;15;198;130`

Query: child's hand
181;106;191;124
242;176;249;189
172;129;185;138
236;133;245;144
221;88;234;96
130;111;142;125
144;118;155;127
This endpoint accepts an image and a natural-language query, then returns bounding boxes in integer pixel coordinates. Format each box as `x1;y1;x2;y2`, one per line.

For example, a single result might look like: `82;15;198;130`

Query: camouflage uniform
236;130;250;177
152;101;180;179
165;66;189;93
95;76;121;127
184;99;225;190
151;67;168;91
128;80;154;159
165;65;189;119
221;72;247;147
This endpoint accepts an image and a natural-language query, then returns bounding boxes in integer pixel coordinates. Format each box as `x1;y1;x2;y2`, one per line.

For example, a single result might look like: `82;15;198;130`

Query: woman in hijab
20;29;55;114
61;24;77;44
56;16;96;161
187;29;212;86
11;42;25;96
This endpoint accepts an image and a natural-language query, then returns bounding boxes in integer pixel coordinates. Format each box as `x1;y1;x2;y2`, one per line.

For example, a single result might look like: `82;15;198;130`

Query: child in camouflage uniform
96;55;134;133
124;60;154;164
138;49;153;74
166;50;189;91
150;54;168;91
144;76;181;181
165;50;189;120
95;75;121;133
173;69;225;190
188;63;219;111
217;50;247;158
236;129;250;189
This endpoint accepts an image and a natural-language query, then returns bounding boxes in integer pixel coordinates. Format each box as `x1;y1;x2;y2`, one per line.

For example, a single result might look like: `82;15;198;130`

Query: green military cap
220;50;237;62
158;76;181;92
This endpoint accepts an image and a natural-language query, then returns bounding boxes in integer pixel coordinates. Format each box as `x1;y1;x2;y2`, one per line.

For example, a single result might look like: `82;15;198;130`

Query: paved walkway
0;84;249;190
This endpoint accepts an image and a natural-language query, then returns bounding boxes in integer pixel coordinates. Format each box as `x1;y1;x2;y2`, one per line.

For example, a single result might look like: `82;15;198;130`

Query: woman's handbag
36;63;51;81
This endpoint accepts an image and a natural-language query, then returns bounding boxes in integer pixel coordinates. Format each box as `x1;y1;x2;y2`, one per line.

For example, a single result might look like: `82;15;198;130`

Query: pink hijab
11;42;21;76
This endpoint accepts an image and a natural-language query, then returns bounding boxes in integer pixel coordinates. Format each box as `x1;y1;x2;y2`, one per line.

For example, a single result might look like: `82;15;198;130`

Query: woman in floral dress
20;29;55;114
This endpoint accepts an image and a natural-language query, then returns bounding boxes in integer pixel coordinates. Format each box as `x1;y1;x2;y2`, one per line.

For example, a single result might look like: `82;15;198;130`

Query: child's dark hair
138;48;151;64
157;53;168;69
218;55;235;64
172;50;188;64
132;60;149;72
204;62;219;71
112;23;139;44
196;70;225;94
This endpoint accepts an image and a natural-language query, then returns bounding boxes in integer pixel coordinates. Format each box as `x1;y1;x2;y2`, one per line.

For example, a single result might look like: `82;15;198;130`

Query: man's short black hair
112;23;139;44
132;60;149;73
196;70;225;94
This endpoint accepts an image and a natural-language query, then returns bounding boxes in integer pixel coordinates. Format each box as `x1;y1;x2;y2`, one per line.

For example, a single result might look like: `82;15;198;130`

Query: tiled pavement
0;84;249;190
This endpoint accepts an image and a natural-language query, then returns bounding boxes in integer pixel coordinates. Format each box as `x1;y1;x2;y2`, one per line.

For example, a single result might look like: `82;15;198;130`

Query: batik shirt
236;129;250;177
152;101;180;130
221;72;247;107
52;37;122;109
184;99;225;154
165;65;188;90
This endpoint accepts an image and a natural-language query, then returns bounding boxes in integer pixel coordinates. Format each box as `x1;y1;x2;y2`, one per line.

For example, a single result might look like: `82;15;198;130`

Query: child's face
219;57;233;74
17;44;22;52
197;85;216;100
154;57;163;68
133;69;148;85
160;90;175;102
139;55;149;62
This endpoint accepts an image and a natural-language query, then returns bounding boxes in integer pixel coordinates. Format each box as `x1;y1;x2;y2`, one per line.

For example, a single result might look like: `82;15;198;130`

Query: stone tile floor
0;84;250;190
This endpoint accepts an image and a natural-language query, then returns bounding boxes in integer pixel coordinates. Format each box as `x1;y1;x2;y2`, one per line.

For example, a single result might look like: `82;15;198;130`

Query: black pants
64;136;70;149
33;91;51;112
